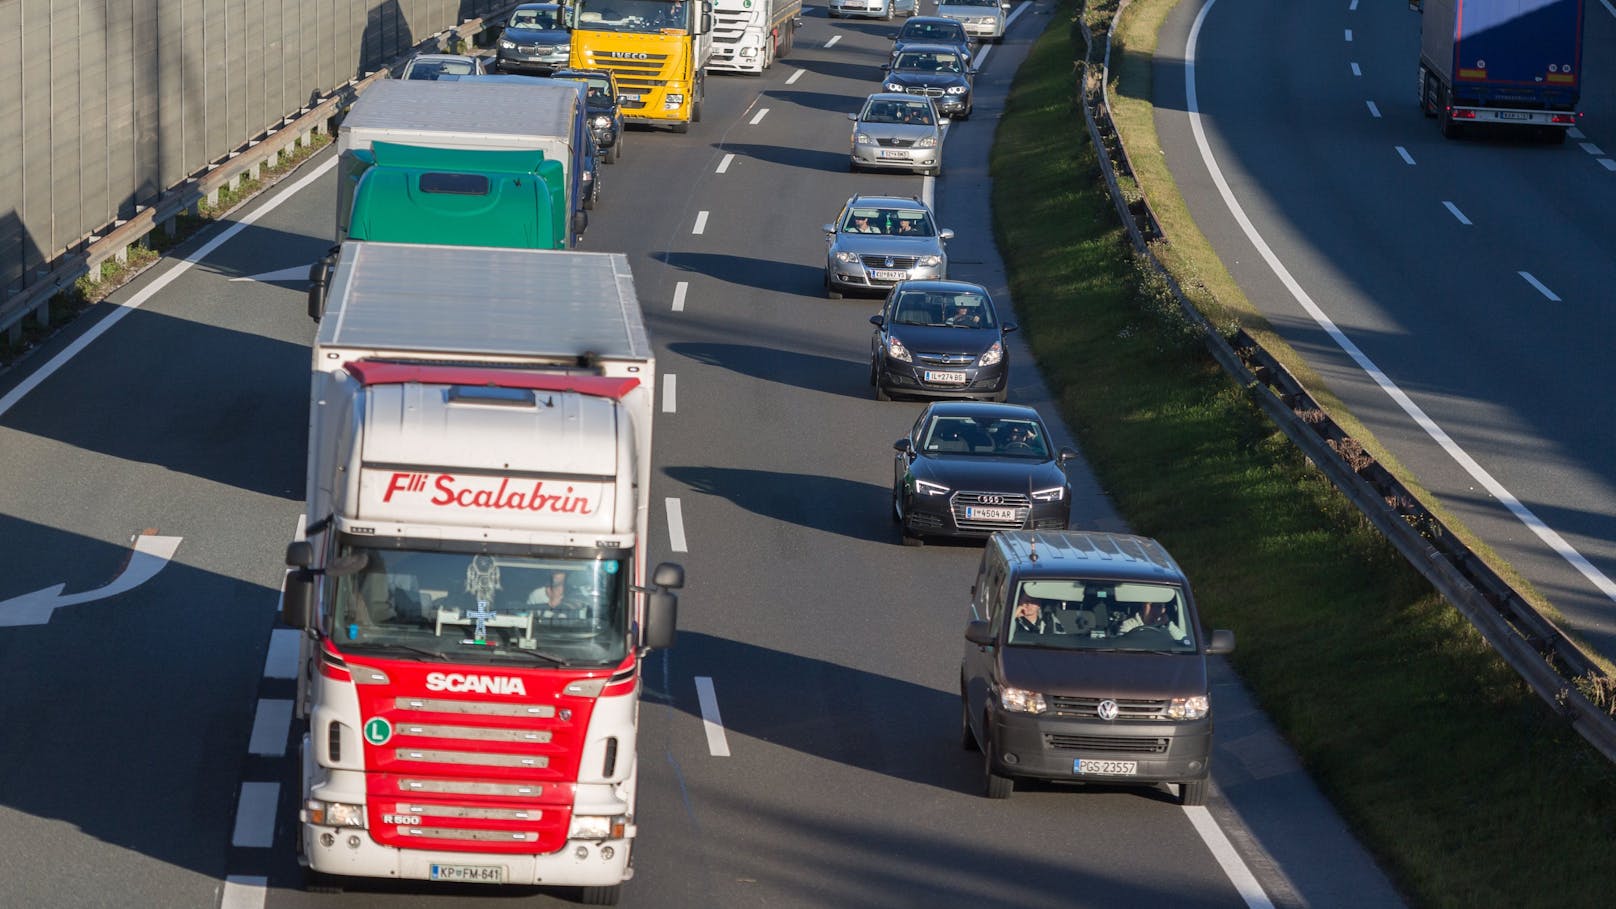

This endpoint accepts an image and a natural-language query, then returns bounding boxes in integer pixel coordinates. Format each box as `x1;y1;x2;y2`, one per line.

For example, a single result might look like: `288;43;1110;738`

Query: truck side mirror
644;591;678;650
1207;629;1236;654
282;570;314;628
286;541;314;568
965;620;995;646
653;561;685;590
307;252;335;322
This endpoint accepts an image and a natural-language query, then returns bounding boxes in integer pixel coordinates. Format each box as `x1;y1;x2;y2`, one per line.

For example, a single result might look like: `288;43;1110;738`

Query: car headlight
854;132;874;145
947;85;969;95
499;39;516;49
568;814;627;840
582;169;593;182
915;254;942;267
306;799;367;828
887;336;912;363
914;478;949;496
977;341;1003;366
1030;485;1065;502
593;115;612;128
884;82;904;92
834;250;861;264
999;686;1047;714
1167;696;1210;720
916;135;938;148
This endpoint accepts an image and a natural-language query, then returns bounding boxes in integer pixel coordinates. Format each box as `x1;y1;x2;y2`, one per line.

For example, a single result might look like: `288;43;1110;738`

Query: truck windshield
574;0;692;34
328;545;630;667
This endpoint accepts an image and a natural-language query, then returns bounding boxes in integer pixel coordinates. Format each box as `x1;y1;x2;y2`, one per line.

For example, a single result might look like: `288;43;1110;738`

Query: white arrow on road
0;534;183;627
229;265;310;285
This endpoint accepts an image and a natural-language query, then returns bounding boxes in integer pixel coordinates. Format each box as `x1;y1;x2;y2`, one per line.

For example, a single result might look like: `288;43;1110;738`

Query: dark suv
960;531;1235;803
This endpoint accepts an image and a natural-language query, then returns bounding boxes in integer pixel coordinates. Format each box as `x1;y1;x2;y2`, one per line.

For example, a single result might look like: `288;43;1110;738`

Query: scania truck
1418;0;1583;141
709;0;802;75
569;0;713;132
281;240;681;906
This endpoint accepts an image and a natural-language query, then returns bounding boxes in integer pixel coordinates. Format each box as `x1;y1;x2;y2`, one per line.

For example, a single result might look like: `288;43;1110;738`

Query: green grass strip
990;3;1616;907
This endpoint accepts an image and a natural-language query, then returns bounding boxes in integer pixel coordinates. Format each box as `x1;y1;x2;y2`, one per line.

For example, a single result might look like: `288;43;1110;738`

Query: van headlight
915;254;942;267
1167;696;1210;720
569;815;627;840
999;686;1046;714
1029;485;1065;502
306;799;367;828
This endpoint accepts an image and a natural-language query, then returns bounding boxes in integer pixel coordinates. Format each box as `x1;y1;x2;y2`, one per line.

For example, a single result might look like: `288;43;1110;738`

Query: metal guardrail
0;11;512;349
1076;0;1616;761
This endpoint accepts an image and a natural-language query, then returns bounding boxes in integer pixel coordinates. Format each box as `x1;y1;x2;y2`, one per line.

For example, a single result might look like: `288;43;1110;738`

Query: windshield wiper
485;647;572;667
348;642;450;660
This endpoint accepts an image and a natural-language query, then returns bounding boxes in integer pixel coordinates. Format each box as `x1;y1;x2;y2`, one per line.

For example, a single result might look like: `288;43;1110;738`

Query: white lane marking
1350;0;1359;9
229;265;311;284
1345;29;1353;42
1394;145;1414;165
922;174;936;210
716;153;735;173
0;156;339;420
672;281;689;312
1184;806;1277;909
786;68;805;85
692;211;709;235
749;107;769;125
0;533;183;627
1350;62;1361;77
974;43;993;69
665;498;688;552
1442;201;1471;225
220;876;268;909
1579;142;1604;156
264;627;300;679
1519;271;1561;302
1600;158;1616;172
663;374;677;413
1366;100;1381;119
248;699;294;757
826;34;841;48
231;782;279;848
694;676;731;757
1602;0;1616;19
1005;1;1031;29
1569;127;1586;139
1187;0;1616;606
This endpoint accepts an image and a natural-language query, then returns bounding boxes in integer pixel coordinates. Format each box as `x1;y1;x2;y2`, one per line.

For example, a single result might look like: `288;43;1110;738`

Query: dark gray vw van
960;531;1234;803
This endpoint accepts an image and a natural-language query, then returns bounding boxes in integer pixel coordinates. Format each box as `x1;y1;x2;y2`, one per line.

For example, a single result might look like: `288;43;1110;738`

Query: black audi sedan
870;280;1014;401
891;402;1076;546
881;43;975;120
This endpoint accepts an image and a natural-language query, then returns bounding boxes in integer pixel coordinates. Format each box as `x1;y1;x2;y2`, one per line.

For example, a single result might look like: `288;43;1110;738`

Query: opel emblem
1097;699;1119;721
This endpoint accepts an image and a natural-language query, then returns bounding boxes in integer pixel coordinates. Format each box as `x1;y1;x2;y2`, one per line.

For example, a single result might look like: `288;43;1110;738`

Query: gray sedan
849;93;947;177
823;194;954;299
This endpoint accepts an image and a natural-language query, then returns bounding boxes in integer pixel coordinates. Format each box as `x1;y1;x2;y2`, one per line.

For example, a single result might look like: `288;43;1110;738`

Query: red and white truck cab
281;242;678;905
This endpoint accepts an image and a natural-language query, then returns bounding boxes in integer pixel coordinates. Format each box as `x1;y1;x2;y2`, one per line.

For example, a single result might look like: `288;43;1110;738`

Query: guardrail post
32;298;49;329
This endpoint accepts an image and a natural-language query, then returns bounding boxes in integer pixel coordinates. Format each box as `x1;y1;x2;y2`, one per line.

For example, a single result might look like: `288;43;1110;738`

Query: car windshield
947;0;1000;7
892;290;996;328
405;58;476;79
573;0;691;33
509;7;562;28
327;545;630;667
922;415;1048;457
902;23;965;41
843;207;936;236
895;51;965;73
861;99;936;125
1006;580;1196;653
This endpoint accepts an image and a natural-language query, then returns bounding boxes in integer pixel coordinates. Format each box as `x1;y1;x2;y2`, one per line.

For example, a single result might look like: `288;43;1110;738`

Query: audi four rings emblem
978;494;1005;505
1097;699;1119;721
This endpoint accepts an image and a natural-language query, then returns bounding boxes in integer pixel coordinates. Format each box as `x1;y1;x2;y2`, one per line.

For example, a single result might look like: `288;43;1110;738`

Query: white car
934;0;1010;42
829;0;918;19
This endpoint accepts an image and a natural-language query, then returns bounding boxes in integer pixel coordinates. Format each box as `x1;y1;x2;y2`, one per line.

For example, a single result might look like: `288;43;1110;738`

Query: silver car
823;194;954;299
934;0;1010;42
849;93;947;176
829;0;918;18
397;53;488;80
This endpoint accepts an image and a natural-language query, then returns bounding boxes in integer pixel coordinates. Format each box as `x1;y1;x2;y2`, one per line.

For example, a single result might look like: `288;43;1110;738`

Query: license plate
1075;759;1138;776
871;269;907;281
923;370;967;384
1496;111;1530;121
965;506;1017;521
621;93;641;101
430;864;506;883
878;150;911;158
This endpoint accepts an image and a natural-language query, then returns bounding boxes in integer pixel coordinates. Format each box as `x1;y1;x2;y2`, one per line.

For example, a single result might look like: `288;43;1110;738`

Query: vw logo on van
1097;699;1119;721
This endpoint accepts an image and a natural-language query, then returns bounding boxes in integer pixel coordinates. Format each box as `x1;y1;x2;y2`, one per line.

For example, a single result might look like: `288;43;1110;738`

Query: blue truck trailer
1418;0;1583;141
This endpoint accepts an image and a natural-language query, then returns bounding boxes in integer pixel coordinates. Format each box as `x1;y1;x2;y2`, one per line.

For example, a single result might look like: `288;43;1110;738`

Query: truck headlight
306;799;367;828
977;341;1003;366
568;814;627;840
854;132;874;146
887;336;912;363
884;82;904;92
1167;696;1210;720
666;93;684;104
999;686;1046;714
1030;485;1065;502
915;255;942;267
914;479;949;496
741;47;758;58
834;250;861;264
947;85;969;95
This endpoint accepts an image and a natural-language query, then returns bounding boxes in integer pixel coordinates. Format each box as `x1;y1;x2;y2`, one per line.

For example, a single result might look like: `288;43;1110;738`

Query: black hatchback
870;280;1014;402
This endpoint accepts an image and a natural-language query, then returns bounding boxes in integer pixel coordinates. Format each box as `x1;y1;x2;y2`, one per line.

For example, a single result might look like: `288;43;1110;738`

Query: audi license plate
1075;759;1138;776
923;370;967;384
871;269;907;281
965;506;1018;521
1496;110;1530;120
878;150;911;158
431;864;506;883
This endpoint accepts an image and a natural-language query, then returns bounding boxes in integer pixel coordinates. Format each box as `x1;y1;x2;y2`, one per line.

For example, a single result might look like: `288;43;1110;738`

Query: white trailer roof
317;242;650;361
340;79;577;152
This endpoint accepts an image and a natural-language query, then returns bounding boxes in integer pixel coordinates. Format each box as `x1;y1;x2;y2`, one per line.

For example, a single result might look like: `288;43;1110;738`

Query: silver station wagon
823;194;954;299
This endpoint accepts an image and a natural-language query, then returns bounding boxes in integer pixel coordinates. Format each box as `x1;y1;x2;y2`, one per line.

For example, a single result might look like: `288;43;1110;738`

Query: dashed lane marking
1442;201;1471;225
673;281;689;312
665;498;688;552
248;699;294;757
663;374;677;413
264;628;299;679
1580;142;1604;156
1519;271;1561;302
220;876;268;909
716;153;735;173
1350;62;1361;77
693;211;709;235
750;107;769;125
786;68;805;84
1394;145;1414;165
231;782;279;848
1366;100;1380;118
825;34;841;48
695;676;731;757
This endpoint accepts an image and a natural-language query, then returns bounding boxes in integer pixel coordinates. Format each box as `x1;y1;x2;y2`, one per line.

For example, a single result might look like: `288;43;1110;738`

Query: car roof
924;400;1040;421
991;531;1190;585
847;193;934;211
865;91;931;103
901;16;967;27
894;43;970;55
409;53;477;62
892;279;989;295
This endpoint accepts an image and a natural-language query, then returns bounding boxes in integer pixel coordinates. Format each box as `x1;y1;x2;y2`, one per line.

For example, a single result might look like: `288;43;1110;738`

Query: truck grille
711;12;751;41
861;254;918;268
950;491;1030;531
1045;734;1169;754
1048;696;1170;719
578;51;673;91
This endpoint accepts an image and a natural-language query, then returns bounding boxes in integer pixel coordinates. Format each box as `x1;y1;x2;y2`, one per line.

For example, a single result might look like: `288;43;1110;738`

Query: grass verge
990;3;1616;907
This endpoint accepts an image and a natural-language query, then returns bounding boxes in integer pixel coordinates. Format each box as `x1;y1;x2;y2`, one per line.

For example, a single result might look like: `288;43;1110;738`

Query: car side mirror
893;437;913;453
1207;629;1236;654
939;117;951;126
847;112;859;120
1058;447;1078;464
1001;2;1011;8
822;223;837;234
870;314;885;327
939;228;955;241
1002;322;1018;333
965;621;995;646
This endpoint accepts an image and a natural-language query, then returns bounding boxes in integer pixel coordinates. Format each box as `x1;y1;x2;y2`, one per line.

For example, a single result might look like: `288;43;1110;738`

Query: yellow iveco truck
570;0;713;133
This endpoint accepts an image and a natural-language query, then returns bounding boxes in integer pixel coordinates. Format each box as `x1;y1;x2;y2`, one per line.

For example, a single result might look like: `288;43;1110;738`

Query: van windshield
1005;580;1195;652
